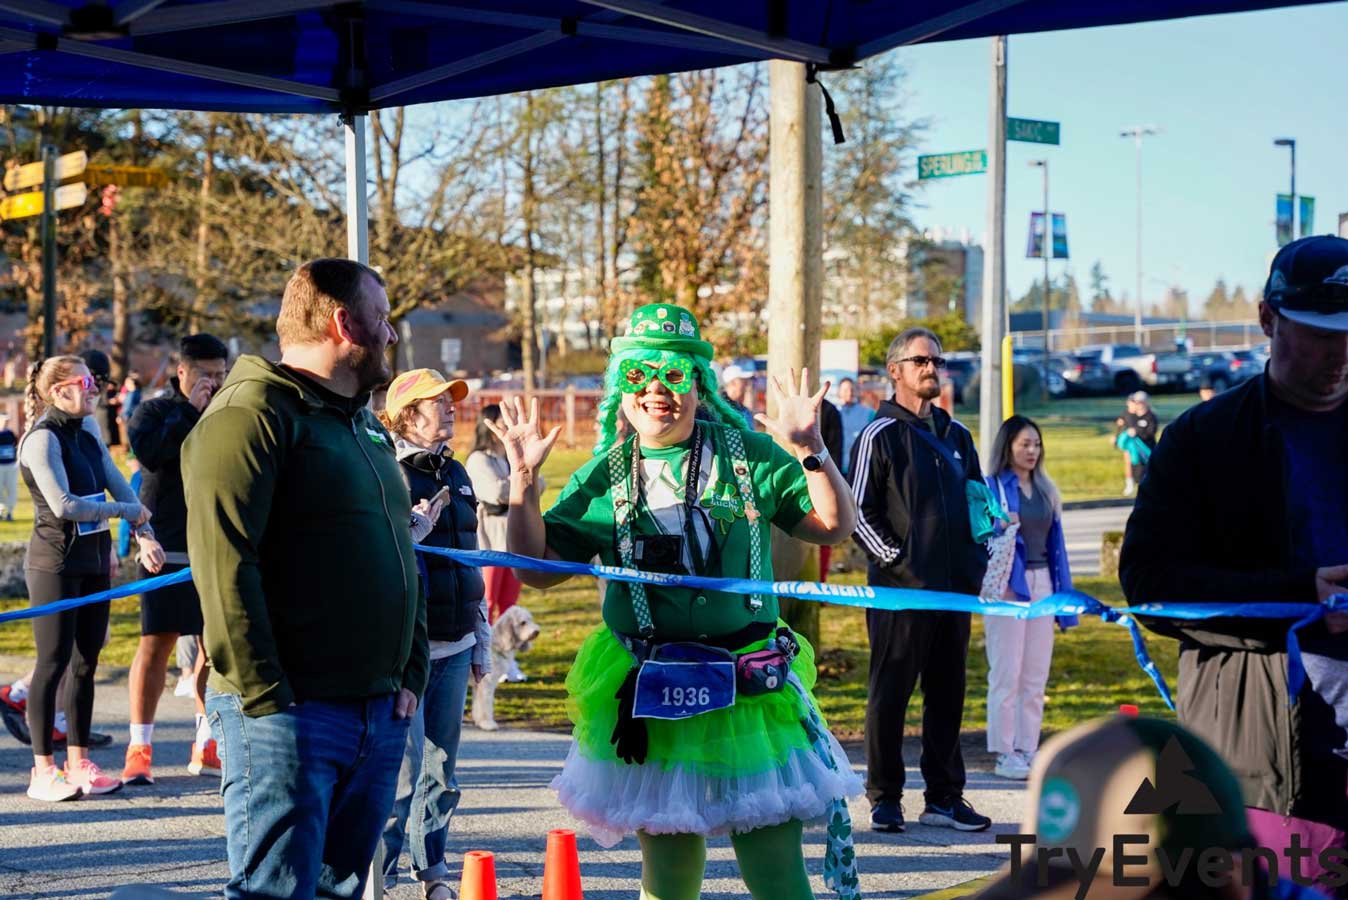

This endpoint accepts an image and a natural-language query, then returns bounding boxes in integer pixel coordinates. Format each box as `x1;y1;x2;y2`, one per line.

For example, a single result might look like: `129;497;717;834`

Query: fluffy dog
471;606;541;731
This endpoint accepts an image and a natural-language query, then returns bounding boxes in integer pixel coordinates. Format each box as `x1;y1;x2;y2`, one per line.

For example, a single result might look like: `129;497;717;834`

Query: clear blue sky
892;1;1348;313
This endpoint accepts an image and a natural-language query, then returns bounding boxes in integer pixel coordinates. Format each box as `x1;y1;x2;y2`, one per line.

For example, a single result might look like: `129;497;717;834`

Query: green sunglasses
617;355;696;394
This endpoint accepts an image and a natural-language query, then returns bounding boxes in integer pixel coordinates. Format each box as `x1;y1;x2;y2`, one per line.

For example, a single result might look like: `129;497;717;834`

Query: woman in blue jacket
984;415;1074;781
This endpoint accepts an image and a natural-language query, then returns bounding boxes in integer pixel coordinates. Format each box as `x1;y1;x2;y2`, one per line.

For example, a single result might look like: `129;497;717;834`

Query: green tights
637;820;815;900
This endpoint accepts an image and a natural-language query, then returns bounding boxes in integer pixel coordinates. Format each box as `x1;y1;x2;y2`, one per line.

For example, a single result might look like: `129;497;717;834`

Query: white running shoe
173;676;193;698
27;764;81;802
993;752;1030;780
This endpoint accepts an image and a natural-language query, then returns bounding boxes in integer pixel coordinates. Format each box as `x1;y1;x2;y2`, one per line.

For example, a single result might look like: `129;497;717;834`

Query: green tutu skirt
550;625;863;847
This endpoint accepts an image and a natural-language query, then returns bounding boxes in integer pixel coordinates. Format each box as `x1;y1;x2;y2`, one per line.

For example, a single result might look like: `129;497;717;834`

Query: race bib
632;643;736;720
76;492;110;537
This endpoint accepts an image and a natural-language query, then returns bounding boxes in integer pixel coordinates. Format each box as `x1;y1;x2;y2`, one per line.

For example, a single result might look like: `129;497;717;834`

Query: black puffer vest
22;410;111;576
400;447;484;642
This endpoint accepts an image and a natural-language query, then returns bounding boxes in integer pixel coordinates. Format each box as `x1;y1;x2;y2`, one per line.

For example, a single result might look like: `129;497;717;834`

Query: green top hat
610;303;714;360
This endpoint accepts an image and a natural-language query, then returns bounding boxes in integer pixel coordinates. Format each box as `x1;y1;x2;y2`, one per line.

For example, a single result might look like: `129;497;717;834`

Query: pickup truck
1074;343;1191;393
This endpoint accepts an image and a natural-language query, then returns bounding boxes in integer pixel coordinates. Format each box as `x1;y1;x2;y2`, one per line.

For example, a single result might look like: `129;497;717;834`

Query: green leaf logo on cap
1038;776;1081;842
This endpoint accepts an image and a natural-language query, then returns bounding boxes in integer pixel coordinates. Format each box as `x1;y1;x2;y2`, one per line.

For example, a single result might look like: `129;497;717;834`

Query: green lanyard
609;424;763;638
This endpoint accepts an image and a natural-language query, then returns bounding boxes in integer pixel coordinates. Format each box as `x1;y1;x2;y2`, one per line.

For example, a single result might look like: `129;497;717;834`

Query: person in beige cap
376;367;489;900
975;714;1335;900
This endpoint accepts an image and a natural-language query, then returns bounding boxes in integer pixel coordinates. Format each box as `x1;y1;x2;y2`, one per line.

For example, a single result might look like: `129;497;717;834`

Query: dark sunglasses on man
897;355;947;370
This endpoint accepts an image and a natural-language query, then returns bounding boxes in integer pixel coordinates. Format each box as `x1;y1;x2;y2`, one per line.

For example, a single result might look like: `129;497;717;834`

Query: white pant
0;463;16;516
985;566;1056;755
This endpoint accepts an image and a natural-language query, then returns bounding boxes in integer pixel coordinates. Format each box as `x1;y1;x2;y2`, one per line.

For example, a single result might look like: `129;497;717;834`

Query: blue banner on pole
1300;196;1315;237
1027;212;1068;259
1277;194;1294;246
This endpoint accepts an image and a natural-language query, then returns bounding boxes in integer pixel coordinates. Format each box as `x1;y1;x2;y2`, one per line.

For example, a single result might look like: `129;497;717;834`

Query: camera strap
608;424;764;640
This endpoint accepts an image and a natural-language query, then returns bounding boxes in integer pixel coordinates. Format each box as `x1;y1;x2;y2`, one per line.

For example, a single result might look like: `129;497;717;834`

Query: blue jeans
206;690;410;900
382;649;473;888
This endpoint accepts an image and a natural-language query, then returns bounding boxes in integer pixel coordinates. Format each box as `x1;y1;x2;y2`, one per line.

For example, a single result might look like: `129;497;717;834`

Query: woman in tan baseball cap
377;367;484;900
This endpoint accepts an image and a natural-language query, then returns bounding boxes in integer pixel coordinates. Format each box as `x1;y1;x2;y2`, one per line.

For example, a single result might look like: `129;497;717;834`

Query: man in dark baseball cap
1120;232;1348;900
1265;235;1348;333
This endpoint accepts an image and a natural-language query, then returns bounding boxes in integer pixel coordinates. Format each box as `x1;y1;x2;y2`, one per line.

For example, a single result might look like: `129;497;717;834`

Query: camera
634;534;685;574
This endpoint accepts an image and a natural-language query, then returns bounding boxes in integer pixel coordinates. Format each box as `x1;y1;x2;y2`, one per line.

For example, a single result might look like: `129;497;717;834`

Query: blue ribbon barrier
0;567;194;625
3;545;1345;714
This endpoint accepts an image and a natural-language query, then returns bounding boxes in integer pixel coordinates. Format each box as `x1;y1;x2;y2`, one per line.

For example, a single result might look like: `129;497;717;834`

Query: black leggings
27;570;110;756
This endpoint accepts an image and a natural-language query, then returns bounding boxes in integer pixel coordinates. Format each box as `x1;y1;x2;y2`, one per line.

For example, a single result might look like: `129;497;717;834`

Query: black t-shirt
0;429;16;465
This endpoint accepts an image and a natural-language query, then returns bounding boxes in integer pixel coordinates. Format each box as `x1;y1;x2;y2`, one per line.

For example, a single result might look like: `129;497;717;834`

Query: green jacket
184;355;426;717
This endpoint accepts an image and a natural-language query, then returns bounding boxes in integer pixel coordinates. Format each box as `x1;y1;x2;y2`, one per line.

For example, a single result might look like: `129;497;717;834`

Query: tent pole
347;108;377;900
345;112;369;264
977;35;1007;466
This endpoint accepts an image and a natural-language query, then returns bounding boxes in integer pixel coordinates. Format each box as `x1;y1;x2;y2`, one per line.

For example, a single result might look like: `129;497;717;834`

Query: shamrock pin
703;481;743;533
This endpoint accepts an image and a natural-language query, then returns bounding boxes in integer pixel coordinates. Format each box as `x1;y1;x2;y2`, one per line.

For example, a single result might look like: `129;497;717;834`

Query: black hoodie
849;398;987;594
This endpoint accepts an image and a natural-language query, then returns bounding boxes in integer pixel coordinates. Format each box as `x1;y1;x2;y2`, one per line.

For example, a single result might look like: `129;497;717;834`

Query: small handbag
979;477;1019;601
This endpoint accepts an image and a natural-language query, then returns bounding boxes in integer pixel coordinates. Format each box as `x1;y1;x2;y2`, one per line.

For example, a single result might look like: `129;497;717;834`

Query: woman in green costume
486;304;863;900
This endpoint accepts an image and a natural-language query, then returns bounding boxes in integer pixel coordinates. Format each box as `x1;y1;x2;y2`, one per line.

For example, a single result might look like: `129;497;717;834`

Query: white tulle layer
550;738;864;848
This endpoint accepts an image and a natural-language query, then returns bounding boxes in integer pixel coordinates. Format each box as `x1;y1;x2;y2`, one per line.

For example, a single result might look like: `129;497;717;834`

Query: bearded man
184;258;427;900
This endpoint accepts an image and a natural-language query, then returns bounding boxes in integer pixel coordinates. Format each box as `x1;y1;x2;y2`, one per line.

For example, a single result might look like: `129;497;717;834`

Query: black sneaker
869;800;905;833
919;796;992;832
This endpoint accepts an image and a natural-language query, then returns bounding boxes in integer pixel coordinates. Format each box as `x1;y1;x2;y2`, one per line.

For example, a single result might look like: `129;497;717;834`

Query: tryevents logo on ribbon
997;737;1348;898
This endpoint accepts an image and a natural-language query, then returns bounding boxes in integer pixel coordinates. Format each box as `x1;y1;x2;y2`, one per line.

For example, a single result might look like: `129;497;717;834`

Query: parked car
1056;351;1115;396
943;353;978;405
1189;349;1262;392
1074;343;1190;393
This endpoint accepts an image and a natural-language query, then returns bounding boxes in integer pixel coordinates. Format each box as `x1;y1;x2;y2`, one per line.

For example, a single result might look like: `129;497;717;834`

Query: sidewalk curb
1063;498;1134;511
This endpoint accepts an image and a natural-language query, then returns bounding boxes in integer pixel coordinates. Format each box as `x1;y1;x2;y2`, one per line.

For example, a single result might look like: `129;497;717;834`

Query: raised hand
754;367;829;459
483;395;563;476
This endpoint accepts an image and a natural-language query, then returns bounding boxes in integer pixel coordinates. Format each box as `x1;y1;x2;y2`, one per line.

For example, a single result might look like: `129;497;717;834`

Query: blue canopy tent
0;1;1336;114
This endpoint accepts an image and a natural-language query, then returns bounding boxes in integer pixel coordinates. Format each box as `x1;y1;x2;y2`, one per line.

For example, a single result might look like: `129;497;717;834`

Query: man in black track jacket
850;326;991;835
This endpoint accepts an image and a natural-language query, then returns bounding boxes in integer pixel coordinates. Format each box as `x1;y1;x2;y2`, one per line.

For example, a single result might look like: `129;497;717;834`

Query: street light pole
1029;159;1049;401
1121;126;1157;346
1274;138;1296;240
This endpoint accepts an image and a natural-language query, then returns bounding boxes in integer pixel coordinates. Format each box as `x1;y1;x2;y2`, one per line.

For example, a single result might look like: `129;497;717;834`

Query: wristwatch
801;446;830;472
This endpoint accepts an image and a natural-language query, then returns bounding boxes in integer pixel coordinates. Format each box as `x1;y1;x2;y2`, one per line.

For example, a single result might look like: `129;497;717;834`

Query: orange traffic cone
542;828;583;900
460;850;498;900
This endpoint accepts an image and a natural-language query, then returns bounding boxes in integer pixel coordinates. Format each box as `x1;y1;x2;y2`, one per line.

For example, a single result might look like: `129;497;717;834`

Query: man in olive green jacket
186;258;426;900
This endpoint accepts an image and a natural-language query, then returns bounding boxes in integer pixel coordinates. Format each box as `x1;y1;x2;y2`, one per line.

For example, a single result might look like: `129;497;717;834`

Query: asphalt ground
0;661;1033;899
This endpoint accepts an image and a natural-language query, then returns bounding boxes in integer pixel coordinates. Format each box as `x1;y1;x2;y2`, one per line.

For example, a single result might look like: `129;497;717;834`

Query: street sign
3;150;87;192
1007;118;1061;145
0;183;88;221
917;150;987;180
83;164;172;189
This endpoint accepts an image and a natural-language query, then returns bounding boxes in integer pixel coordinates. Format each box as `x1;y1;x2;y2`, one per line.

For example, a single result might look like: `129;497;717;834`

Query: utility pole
1029;158;1049;401
978;36;1008;466
767;59;823;648
1274;138;1296;241
1121;126;1157;346
766;59;822;412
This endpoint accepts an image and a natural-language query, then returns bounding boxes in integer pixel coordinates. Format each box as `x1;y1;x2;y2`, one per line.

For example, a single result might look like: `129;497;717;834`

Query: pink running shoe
64;758;123;796
27;764;81;802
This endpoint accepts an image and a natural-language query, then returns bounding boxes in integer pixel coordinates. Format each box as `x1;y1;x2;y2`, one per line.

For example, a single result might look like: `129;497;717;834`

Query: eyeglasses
618;356;695;395
53;374;98;394
897;355;947;370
